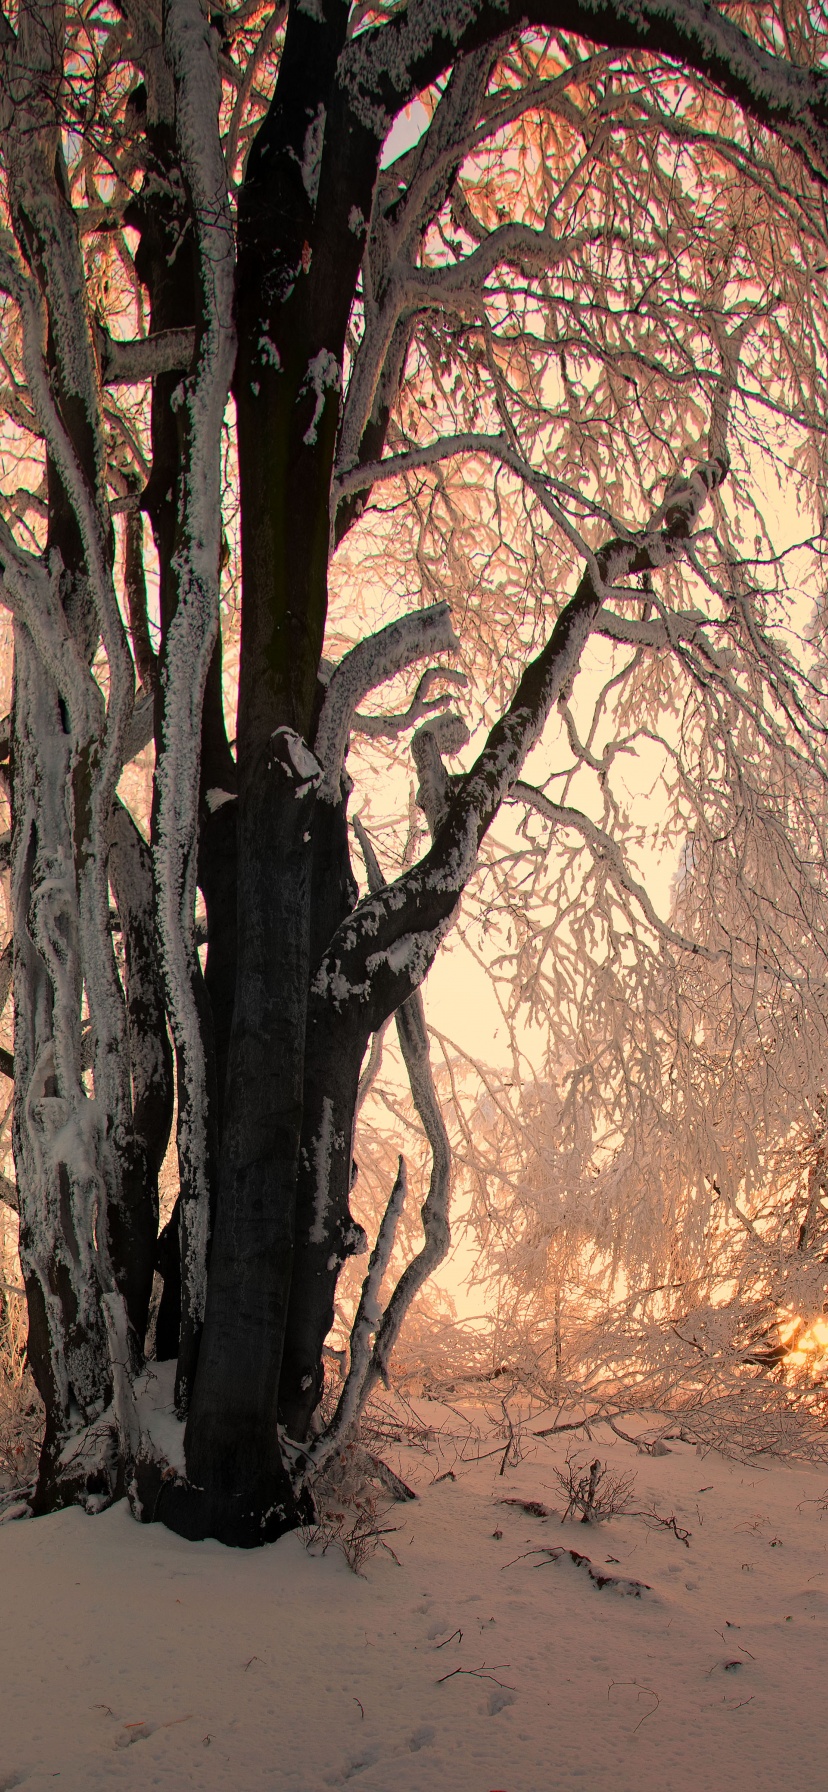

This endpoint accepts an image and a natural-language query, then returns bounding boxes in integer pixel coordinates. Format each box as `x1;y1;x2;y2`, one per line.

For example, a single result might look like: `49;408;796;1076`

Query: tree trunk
172;747;317;1541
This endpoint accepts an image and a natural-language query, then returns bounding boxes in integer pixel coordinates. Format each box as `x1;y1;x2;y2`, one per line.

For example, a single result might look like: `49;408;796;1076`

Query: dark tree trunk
178;745;319;1541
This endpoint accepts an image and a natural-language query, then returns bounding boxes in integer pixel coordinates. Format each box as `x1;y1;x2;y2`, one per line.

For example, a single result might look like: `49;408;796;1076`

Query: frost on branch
152;0;236;1407
412;711;470;836
312;457;725;1087
314;601;459;798
353;666;469;741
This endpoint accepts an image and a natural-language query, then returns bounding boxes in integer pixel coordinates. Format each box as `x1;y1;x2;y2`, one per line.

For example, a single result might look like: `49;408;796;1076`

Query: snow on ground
1;1410;827;1791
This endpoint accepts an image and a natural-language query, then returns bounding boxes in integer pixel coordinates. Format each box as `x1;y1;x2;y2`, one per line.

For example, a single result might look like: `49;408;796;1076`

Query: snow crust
256;333;281;371
2;1417;828;1788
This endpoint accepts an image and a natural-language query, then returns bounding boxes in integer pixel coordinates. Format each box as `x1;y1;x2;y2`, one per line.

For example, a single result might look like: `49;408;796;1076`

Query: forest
3;7;828;1787
0;0;827;1581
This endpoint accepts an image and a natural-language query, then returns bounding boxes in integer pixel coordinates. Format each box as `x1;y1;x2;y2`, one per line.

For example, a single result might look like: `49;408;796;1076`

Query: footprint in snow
487;1688;516;1716
408;1726;435;1751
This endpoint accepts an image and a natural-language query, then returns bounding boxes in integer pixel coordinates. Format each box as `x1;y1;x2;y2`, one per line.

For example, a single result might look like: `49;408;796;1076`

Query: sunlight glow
780;1316;828;1370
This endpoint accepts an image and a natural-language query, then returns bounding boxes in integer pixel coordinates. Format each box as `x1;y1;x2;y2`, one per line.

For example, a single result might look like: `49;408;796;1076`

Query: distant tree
0;0;827;1543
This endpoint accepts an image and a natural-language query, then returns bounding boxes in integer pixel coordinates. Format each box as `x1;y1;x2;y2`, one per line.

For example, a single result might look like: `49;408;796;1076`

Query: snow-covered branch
367;984;453;1395
314;601;460;799
593;608;709;651
334;430;513;495
153;0;236;1401
0;515;100;733
313;458;727;1029
292;818;454;1474
341;0;828;182
0;246;131;758
412;711;470;836
336;47;495;476
334;431;618;578
353;665;468;741
96;326;195;385
510;782;721;963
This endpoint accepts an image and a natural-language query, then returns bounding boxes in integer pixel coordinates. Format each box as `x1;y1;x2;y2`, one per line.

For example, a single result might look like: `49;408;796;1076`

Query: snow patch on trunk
300;105;326;204
301;350;341;446
309;1097;335;1245
133;1362;187;1477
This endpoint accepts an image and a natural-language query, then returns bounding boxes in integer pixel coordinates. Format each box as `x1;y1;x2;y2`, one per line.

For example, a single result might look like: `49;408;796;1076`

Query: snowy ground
1;1408;827;1792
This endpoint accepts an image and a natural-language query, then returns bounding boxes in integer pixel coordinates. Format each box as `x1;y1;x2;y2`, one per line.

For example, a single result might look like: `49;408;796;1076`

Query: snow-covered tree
1;0;828;1543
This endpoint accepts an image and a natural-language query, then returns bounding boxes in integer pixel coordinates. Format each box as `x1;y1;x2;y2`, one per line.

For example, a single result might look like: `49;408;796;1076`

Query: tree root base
147;1467;313;1547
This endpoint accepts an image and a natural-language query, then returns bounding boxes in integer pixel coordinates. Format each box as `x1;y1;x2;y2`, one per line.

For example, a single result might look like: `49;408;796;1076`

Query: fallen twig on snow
504;1544;651;1597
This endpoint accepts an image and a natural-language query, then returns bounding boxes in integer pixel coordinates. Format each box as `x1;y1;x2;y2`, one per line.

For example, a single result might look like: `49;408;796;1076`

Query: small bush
553;1454;637;1523
302;1434;403;1575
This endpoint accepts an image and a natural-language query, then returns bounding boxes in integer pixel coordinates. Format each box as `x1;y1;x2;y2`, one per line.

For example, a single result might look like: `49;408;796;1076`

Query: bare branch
292;1156;408;1480
510;781;721;962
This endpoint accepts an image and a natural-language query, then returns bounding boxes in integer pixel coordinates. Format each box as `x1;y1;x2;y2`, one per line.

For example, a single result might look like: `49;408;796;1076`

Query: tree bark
175;741;319;1542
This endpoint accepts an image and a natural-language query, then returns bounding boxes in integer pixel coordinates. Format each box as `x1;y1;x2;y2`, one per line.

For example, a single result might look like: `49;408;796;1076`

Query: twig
608;1679;661;1733
437;1663;514;1688
534;1419;595;1438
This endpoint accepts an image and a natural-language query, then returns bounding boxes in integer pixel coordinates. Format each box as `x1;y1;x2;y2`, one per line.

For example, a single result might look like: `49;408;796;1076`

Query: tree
0;0;827;1545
